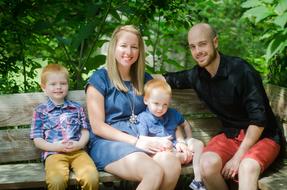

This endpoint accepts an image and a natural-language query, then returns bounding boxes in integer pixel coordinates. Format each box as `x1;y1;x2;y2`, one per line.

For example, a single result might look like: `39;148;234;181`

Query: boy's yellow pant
45;150;99;190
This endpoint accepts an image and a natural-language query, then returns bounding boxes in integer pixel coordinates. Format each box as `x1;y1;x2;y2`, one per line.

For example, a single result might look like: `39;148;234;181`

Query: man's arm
233;125;263;163
164;70;194;89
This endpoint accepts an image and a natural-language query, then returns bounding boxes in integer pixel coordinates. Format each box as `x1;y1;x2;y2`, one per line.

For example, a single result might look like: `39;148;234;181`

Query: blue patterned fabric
30;98;89;160
135;108;185;145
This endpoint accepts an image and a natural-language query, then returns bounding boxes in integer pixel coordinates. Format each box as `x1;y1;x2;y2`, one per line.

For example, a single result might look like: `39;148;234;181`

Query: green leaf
145;64;155;73
275;0;287;14
71;21;97;49
86;2;100;18
242;6;273;23
274;12;287;28
33;20;52;32
165;59;184;69
241;0;262;8
110;9;121;22
97;40;109;48
85;54;106;72
56;36;71;46
266;34;287;61
262;0;274;4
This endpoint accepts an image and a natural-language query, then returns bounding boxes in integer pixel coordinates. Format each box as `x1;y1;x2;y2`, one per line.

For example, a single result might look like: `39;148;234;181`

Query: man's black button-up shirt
165;54;281;143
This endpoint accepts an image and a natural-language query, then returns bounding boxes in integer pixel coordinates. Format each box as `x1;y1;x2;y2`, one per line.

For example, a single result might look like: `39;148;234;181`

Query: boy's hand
55;142;68;152
62;140;82;152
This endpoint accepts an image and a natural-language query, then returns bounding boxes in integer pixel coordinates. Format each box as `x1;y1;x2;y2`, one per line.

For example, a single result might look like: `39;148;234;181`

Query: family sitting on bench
30;23;283;190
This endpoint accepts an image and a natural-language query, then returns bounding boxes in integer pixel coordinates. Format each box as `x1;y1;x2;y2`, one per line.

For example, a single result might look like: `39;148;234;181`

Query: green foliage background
0;0;286;94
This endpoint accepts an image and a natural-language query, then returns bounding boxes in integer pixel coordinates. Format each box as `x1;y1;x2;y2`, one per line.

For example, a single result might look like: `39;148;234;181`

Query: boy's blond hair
144;79;172;99
40;64;69;87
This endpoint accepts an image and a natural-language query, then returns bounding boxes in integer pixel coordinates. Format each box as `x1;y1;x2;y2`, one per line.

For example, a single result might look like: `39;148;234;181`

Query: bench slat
0;163;193;190
0;89;212;128
171;89;214;115
258;154;287;190
0;128;40;163
0;163;119;189
265;84;287;121
0;91;85;128
0;163;46;189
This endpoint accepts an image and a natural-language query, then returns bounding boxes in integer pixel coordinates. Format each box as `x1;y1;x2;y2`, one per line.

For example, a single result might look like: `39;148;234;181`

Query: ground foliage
0;0;286;94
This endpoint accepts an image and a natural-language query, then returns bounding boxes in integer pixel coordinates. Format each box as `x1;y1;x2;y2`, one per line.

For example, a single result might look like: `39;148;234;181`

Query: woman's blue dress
86;68;152;170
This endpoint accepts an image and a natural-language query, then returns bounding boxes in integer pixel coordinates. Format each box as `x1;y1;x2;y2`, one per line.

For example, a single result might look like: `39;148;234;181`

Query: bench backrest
0;84;286;164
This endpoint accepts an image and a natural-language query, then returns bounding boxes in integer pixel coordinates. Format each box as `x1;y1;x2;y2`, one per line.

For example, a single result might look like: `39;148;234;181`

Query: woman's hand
156;135;173;150
135;135;173;154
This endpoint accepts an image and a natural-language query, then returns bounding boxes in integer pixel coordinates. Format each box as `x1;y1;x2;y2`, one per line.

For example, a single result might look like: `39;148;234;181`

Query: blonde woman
86;25;181;190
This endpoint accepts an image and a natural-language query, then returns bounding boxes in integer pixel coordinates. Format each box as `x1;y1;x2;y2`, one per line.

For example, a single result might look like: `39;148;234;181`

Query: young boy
30;64;99;190
135;78;206;190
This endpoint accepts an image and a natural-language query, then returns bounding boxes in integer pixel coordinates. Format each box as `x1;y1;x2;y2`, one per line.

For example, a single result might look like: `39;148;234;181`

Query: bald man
164;23;283;190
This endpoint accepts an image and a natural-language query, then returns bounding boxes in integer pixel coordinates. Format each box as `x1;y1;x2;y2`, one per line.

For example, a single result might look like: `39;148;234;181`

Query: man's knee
200;152;222;175
239;158;261;175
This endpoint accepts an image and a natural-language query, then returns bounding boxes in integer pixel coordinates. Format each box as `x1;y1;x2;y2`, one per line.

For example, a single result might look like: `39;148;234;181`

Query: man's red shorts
203;129;280;173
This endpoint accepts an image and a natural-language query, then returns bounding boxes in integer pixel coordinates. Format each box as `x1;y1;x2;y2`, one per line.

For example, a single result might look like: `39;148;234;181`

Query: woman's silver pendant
129;113;138;124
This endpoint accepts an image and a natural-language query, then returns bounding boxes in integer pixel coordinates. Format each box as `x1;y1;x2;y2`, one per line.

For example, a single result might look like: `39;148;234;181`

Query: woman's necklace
127;85;138;124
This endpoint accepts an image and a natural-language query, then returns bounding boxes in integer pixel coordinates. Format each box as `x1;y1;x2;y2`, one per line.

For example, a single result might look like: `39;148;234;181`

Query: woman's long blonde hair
107;25;145;95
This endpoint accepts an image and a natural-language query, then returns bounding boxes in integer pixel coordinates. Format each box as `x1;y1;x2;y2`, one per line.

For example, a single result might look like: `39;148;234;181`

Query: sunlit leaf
242;6;274;23
262;0;274;4
274;12;287;28
241;0;262;8
275;0;287;14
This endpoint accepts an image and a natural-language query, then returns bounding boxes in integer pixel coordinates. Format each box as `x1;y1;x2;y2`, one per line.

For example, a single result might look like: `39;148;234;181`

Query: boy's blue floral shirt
30;98;89;160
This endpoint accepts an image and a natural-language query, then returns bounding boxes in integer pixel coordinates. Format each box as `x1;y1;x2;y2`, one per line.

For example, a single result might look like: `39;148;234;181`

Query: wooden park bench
0;84;286;190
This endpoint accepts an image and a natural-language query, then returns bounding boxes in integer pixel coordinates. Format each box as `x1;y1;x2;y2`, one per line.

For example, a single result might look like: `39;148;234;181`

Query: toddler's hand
175;142;193;164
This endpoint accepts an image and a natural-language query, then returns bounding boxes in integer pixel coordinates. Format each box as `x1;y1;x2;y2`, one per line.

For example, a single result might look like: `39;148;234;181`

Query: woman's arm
86;85;138;145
